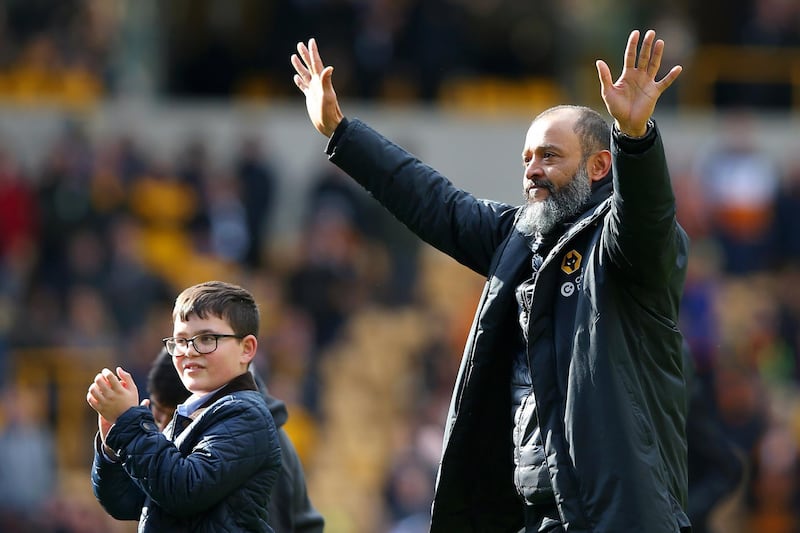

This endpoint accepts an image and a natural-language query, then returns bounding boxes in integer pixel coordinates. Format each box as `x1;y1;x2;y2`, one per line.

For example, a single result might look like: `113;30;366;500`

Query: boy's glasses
162;333;245;356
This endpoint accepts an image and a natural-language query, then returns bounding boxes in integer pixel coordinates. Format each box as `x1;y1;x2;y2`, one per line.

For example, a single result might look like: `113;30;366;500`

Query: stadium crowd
0;0;799;532
0;107;795;532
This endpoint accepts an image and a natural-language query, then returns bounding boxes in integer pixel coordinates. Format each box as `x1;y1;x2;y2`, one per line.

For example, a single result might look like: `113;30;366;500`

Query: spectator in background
103;215;172;339
235;136;277;269
127;158;200;278
774;155;800;267
203;172;250;263
287;204;367;351
684;344;746;533
383;451;436;533
0;147;38;261
146;347;325;532
746;417;800;533
0;384;57;532
34;124;96;290
61;284;118;351
286;199;381;416
692;111;780;274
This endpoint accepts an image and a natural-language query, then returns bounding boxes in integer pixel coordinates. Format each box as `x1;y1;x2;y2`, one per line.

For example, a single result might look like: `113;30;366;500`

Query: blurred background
0;0;799;532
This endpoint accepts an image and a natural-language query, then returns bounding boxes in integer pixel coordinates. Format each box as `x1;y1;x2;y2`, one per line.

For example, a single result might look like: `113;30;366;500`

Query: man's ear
587;150;612;182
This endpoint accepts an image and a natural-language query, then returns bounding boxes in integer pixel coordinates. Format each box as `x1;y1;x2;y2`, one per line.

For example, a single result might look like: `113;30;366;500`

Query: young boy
146;347;325;532
87;280;282;532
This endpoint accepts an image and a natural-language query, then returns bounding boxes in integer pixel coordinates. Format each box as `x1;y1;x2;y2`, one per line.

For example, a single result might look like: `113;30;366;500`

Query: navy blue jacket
92;372;282;532
328;118;691;532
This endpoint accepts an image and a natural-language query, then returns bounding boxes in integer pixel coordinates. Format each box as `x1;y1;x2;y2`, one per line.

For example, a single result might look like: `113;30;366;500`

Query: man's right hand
291;38;344;138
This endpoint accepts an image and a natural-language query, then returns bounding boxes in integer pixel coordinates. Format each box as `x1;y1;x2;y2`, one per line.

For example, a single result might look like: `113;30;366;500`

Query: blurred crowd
1;0;800;107
0;108;796;533
673;112;800;532
0;114;419;532
0;1;799;533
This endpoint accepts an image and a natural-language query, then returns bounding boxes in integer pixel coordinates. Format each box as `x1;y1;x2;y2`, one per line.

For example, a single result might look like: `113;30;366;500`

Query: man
291;30;690;532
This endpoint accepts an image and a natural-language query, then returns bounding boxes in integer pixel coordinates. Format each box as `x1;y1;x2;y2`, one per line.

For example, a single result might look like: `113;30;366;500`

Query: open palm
596;30;682;137
291;38;344;138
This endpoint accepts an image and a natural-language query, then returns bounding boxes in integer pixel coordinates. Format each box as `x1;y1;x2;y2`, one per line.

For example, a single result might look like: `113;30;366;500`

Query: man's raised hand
291;38;344;138
596;29;682;137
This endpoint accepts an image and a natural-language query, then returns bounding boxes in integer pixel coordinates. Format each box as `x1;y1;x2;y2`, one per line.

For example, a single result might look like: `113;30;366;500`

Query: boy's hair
173;281;260;337
147;348;191;408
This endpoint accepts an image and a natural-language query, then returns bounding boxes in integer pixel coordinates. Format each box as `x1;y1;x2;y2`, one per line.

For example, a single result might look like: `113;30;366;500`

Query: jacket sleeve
104;397;281;518
604;121;689;288
91;433;146;520
280;429;325;532
267;428;325;533
327;118;519;277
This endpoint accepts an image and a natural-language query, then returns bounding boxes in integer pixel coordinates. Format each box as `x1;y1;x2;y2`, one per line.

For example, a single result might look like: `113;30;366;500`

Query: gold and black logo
561;250;582;275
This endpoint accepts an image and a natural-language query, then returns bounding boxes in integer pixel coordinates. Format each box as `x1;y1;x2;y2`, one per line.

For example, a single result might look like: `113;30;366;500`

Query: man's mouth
531;180;554;192
526;180;554;200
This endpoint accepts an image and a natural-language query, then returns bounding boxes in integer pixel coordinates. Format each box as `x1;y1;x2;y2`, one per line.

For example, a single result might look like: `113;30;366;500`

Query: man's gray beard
515;166;592;237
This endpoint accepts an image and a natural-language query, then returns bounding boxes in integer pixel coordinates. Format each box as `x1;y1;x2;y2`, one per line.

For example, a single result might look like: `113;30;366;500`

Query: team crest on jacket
561;250;582;275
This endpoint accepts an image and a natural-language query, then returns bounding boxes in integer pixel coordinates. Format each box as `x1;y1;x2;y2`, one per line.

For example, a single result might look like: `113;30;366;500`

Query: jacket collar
169;372;259;440
197;371;259;411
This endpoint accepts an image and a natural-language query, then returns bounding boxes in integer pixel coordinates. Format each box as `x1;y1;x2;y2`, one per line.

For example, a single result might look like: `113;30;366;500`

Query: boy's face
171;313;255;395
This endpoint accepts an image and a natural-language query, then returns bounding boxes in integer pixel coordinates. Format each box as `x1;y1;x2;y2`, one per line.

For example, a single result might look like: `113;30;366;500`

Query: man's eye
174;338;189;346
197;335;216;344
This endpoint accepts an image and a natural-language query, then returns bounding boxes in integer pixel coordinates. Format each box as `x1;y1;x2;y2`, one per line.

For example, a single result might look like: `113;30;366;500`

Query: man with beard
291;29;690;532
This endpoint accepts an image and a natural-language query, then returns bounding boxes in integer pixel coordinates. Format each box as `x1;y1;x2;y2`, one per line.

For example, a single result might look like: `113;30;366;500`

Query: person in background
292;30;690;532
684;344;746;533
87;280;282;532
146;346;325;532
0;384;56;532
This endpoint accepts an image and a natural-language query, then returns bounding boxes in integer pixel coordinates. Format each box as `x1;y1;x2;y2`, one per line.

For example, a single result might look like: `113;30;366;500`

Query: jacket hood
588;171;613;208
262;393;288;428
251;369;288;428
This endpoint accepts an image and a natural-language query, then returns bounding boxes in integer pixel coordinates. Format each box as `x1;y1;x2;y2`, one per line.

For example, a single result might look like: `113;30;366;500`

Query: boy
87;280;282;532
146;347;325;532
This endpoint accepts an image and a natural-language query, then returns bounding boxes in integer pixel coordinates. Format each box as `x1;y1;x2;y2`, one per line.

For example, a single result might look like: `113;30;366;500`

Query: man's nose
525;160;542;179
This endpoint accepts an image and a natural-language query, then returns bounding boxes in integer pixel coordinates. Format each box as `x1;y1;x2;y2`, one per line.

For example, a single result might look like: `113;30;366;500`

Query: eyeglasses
162;333;245;356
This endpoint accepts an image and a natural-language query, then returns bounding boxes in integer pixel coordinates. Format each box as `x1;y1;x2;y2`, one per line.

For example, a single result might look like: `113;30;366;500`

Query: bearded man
292;29;691;533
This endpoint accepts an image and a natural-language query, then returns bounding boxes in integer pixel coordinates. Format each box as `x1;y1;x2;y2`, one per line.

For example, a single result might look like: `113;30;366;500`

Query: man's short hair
534;105;611;157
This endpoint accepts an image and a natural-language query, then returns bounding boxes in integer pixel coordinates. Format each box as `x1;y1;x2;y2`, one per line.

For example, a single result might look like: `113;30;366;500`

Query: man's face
517;109;592;236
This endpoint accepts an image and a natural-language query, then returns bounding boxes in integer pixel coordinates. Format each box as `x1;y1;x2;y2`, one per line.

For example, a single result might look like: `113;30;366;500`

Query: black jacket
328;118;691;532
256;373;326;533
